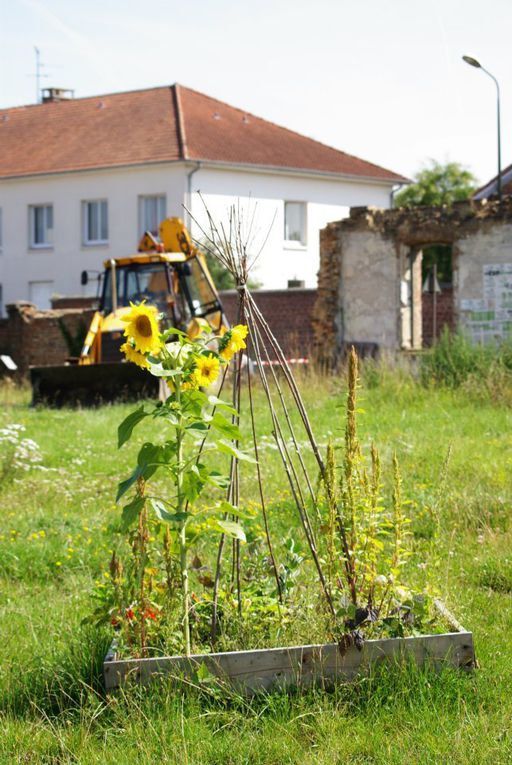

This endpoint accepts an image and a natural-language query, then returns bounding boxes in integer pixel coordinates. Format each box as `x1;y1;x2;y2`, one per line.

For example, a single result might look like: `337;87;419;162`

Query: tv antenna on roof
32;47;49;103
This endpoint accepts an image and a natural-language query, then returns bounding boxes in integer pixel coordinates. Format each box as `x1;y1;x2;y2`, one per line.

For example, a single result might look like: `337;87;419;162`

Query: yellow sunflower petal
220;345;234;362
120;342;150;369
230;324;248;352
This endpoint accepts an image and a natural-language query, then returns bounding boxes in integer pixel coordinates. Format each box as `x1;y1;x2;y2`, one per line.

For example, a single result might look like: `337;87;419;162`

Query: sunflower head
120;342;150;369
219;324;248;361
194;353;221;387
230;325;248;350
121;302;162;355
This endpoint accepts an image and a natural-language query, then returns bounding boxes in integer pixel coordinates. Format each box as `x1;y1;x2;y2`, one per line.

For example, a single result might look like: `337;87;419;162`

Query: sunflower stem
175;375;191;656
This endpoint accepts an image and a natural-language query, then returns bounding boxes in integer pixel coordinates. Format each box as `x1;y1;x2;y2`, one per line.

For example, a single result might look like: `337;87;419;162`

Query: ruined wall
311;223;342;364
340;230;398;350
0;303;94;375
313;198;512;360
457;225;512;343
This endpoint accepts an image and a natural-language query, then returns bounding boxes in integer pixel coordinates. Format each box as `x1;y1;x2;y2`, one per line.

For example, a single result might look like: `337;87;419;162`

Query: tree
204;252;236;290
203;251;262;291
394;160;477;208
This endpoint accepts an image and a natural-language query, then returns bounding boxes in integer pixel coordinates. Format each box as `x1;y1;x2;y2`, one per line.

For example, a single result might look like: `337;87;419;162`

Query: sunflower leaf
118;406;149;448
210;519;246;542
116;466;143;502
147;363;181;378
216;440;257;463
182;469;205;503
216;500;255;519
150;498;189;524
209;412;242;440
161;327;188;341
121;495;146;530
207;395;238;416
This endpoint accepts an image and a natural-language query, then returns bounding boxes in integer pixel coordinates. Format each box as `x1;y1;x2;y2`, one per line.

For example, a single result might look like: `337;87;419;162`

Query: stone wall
341;231;399;350
313;197;512;361
311;223;342;365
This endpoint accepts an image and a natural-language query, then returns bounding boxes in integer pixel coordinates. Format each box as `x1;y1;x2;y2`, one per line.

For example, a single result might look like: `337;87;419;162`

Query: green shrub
420;328;512;389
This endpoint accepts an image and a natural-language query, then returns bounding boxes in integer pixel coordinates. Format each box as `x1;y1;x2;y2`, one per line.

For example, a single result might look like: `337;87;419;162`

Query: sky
1;0;511;186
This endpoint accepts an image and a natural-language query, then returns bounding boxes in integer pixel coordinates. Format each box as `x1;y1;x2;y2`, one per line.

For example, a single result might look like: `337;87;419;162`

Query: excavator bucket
30;363;159;407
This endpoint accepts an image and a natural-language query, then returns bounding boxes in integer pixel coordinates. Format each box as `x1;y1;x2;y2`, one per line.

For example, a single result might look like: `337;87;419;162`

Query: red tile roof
0;84;407;183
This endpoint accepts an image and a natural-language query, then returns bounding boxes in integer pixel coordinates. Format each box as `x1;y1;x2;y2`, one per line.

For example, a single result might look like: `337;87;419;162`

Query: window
29;204;53;248
139;195;166;236
284;201;306;245
83;200;108;245
0;207;2;252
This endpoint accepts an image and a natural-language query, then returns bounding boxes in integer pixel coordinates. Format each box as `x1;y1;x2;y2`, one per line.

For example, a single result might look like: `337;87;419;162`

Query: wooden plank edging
104;629;475;692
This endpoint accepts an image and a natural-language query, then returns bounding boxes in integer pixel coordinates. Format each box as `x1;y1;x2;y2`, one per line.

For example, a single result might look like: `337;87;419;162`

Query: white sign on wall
461;264;512;343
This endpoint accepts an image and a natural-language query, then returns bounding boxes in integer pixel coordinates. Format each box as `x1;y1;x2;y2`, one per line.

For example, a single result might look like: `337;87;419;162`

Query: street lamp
462;55;502;204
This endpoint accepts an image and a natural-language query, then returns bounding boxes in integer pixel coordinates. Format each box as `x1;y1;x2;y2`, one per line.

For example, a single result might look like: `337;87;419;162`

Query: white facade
0;161;395;311
189;165;393;289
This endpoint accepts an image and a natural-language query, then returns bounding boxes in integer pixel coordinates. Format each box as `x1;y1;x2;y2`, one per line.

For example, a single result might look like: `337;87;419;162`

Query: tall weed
420;328;512;401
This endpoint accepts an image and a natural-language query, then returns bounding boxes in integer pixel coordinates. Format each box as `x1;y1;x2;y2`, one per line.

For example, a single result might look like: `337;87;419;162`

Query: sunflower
219;324;249;361
194;354;221;387
121;302;162;354
231;324;248;350
120;342;149;369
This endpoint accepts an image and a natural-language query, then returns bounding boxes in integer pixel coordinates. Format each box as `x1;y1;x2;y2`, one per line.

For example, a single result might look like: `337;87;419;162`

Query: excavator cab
101;261;172;316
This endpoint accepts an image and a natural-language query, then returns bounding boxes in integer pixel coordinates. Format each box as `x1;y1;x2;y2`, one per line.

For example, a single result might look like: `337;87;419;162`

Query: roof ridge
177;84;406;181
0;84;174;113
173;84;188;161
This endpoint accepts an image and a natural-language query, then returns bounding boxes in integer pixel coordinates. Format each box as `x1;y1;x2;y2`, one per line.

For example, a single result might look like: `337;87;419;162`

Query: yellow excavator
30;218;226;405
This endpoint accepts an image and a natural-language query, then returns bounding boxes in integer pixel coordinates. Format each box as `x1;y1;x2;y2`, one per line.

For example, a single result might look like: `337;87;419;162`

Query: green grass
0;372;511;763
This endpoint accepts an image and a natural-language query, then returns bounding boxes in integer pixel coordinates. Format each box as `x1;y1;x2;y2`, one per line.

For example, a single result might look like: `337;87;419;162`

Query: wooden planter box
104;604;475;693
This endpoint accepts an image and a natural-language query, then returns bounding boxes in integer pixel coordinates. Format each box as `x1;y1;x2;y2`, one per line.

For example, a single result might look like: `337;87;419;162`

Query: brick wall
0;319;10;356
0;290;317;376
422;287;455;346
219;288;316;358
0;303;94;375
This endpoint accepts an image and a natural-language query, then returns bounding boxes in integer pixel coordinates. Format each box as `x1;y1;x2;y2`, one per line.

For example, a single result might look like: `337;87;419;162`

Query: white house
0;84;407;312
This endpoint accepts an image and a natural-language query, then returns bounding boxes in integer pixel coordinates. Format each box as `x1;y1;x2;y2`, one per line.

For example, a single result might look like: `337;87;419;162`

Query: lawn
0;370;511;764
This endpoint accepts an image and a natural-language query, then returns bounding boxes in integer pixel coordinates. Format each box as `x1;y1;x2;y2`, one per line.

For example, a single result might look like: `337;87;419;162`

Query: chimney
42;87;74;103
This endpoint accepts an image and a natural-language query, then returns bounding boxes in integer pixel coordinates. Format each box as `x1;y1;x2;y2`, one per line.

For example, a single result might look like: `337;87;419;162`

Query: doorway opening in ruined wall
420;244;454;347
401;243;454;350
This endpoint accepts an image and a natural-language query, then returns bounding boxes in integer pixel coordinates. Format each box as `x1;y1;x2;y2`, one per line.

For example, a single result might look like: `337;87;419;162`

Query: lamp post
462;55;502;204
